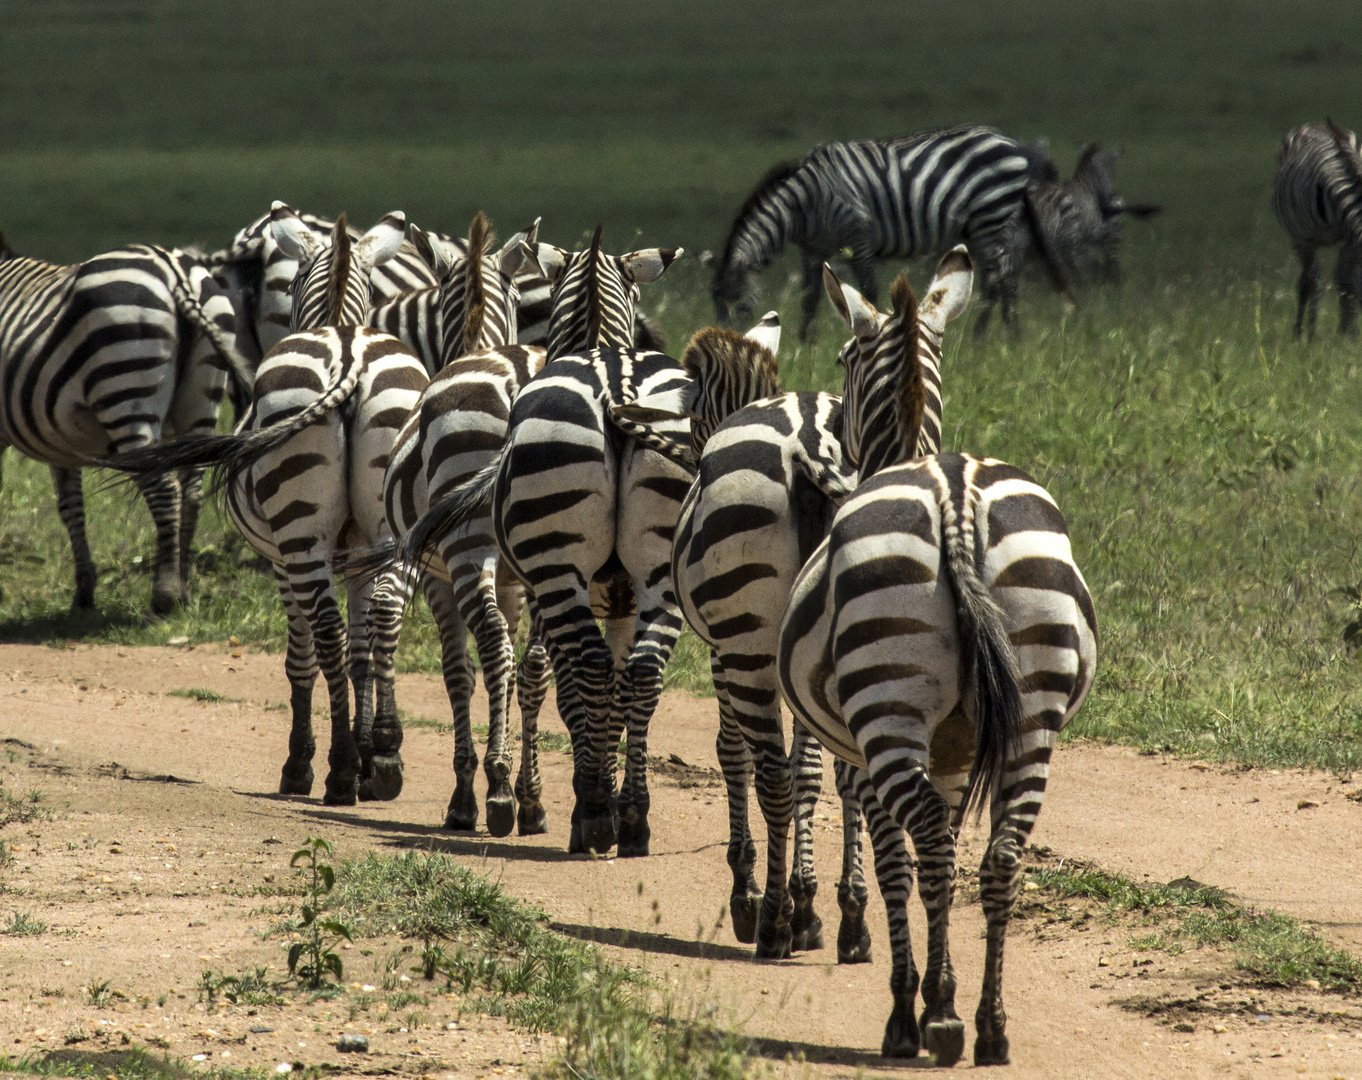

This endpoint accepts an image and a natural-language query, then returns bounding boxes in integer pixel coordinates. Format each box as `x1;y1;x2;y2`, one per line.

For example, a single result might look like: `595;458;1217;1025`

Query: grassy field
2;1;1362;771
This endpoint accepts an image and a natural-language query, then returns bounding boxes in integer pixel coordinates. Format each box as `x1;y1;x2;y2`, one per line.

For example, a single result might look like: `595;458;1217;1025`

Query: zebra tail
605;404;697;472
792;447;856;502
329;537;400;585
168;269;257;403
1022;185;1074;303
393;456;503;579
1119;203;1162;220
940;491;1023;822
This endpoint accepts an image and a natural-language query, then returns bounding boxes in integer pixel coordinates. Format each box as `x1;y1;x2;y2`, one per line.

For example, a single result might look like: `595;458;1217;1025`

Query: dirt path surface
3;642;1362;1079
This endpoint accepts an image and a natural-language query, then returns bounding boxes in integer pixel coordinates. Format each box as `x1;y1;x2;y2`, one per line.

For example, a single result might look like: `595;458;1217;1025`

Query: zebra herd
0;116;1357;1067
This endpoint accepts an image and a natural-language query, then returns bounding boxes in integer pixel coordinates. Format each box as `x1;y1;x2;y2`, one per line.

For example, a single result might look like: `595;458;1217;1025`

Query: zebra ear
822;264;880;340
353;212;406;270
620;247;683;286
919;246;973;329
269;204;325;263
497;218;540;277
743;311;781;356
527;242;570;286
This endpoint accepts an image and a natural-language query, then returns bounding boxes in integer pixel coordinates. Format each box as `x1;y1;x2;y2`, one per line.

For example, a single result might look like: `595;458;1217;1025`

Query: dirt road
2;642;1361;1078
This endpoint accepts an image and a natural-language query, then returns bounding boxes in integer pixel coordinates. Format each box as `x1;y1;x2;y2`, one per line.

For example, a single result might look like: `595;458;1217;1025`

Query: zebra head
409;212;538;365
712;159;802;326
825;245;972;480
528;225;682;359
270;202;405;331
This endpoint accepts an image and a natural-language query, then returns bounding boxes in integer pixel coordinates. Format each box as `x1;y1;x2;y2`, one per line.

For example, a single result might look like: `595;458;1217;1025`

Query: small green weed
287;837;353;989
165;688;237;704
199;966;286;1009
86;980;112;1008
2;911;47;936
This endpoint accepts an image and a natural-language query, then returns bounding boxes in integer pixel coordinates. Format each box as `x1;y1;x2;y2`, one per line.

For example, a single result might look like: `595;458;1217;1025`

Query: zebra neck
855;330;944;483
546;306;633;360
729;176;809;274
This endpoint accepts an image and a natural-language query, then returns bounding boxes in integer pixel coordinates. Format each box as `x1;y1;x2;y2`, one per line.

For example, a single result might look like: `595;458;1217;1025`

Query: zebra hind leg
713;656;761;943
1295;243;1321;340
852;766;918;1058
133;469;184;615
50;467;98;611
1336;241;1361;337
273;563;320;796
513;627;551;835
177;466;205;603
788;720;825;953
346;572;379;794
832;759;872;963
363;567;417;801
422;576;479;830
467;577;517;838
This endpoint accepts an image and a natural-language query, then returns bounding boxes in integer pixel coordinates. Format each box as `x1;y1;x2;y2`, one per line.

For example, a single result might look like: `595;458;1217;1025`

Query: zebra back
1275;121;1362;246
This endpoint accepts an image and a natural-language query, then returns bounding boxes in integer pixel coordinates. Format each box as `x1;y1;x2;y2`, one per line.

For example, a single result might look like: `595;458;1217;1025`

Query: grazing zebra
343;227;678;836
371;234;683;855
777;261;1097;1066
0;233;254;613
611;250;969;985
1275;119;1362;339
712;125;1067;340
107;205;441;804
1016;144;1161;286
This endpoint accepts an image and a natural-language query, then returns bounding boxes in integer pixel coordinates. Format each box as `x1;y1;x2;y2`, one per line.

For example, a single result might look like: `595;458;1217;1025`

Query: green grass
1;0;1362;773
165;688;237;704
2;910;48;936
1025;860;1362;993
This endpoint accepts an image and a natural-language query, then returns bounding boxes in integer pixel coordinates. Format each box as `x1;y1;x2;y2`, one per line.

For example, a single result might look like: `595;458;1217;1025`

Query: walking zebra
341;227;679;835
712;125;1066;340
1275;119;1362;339
372;235;684;855
0;233;254;613
1016;144;1161;286
777;261;1097;1066
610;251;969;992
106;205;441;804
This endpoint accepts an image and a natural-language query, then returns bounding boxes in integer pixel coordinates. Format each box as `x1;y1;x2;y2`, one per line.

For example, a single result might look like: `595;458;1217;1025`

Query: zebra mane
463;212;492;352
1326;118;1362;226
715;159;801;290
680;326;781;452
585;224;604;346
327;213;352;326
889;273;925;462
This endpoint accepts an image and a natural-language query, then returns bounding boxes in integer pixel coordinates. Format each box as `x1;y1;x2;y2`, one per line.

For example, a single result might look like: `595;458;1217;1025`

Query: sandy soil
2;641;1362;1079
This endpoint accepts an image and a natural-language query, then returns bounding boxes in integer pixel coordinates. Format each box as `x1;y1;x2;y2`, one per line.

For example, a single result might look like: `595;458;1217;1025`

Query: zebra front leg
423;576;478;830
49;467;98;611
831;759;872;963
132;468;184;616
1295;243;1321;340
273;563;320;797
875;760;963;1067
465;575;517;838
513;627;551;835
177;466;205;603
364;567;416;801
712;655;761;944
789;719;826;953
1336;241;1361;337
974;732;1057;1066
850;766;918;1057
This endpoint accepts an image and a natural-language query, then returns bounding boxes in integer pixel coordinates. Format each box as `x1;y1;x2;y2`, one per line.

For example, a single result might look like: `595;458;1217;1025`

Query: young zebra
0;233;254;613
1015;144;1161;286
348;227;678;835
610;251;969;975
1275;119;1362;339
374;235;684;855
777;263;1097;1066
712;125;1066;340
109;205;438;804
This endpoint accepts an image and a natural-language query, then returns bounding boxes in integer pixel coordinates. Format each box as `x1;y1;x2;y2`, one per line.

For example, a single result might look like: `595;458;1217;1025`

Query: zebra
777;260;1097;1066
711;125;1067;341
104;205;443;804
339;226;679;836
1014;144;1161;286
0;231;254;614
366;234;683;855
1275;118;1362;339
608;250;969;992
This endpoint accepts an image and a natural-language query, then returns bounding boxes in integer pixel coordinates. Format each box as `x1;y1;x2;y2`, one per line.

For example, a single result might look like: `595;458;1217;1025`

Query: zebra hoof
517;802;548;836
579;814;616;855
485;796;516;839
754;922;792;960
149;589;179;617
616;816;649;858
322;774;358;806
837;913;873;964
445;780;478;832
791;911;824;952
881;1001;920;1058
730;894;760;945
922;1019;965;1068
369;755;404;801
973;1032;1010;1066
279;766;314;797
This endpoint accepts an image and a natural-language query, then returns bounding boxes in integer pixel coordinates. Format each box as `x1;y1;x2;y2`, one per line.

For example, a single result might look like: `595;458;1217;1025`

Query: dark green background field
3;0;1362;771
